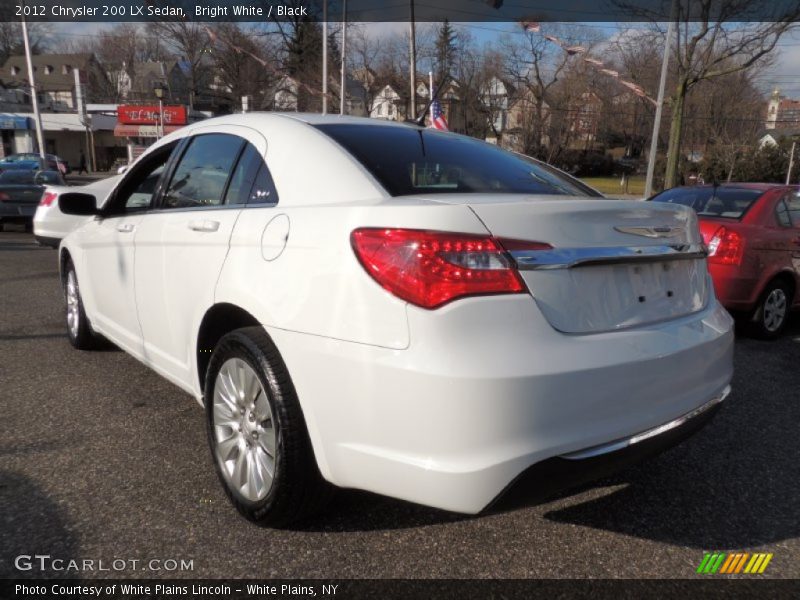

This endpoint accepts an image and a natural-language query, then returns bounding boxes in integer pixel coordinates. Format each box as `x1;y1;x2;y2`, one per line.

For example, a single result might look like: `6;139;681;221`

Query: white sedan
33;175;121;247
57;114;733;525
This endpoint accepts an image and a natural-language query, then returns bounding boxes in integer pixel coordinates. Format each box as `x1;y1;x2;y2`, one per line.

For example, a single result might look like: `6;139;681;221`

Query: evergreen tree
434;19;458;87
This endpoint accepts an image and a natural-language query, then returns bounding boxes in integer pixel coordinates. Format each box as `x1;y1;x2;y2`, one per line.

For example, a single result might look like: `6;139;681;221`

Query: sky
43;20;800;97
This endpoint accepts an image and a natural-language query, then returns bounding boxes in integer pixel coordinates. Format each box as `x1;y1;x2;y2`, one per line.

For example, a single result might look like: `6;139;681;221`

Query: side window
785;191;800;228
247;162;279;205
224;144;262;205
776;199;792;228
126;166;164;209
110;144;176;213
223;142;279;206
163;134;243;209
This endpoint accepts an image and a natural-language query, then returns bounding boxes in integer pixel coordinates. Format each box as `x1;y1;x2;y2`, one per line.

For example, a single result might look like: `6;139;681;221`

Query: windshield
651;187;764;219
314;124;600;198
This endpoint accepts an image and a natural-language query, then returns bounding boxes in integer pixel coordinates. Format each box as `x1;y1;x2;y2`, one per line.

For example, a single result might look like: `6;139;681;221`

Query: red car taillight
707;226;744;266
39;191;58;207
0;192;9;201
351;228;550;309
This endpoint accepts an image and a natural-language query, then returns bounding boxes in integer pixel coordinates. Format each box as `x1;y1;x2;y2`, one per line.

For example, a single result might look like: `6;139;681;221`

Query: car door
133;127;266;390
780;190;800;301
77;142;178;356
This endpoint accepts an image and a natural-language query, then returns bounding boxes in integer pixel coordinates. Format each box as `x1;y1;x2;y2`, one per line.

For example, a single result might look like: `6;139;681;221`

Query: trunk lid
426;194;709;334
0;184;44;204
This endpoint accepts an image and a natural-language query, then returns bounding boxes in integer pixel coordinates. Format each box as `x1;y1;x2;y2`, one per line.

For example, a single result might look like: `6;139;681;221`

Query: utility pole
322;0;328;115
21;13;45;166
787;141;796;185
74;68;95;172
340;0;347;115
644;0;677;199
409;0;417;120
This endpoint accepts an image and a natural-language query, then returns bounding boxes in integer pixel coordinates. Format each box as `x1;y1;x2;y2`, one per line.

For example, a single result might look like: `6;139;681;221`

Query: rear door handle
116;223;135;233
188;220;220;233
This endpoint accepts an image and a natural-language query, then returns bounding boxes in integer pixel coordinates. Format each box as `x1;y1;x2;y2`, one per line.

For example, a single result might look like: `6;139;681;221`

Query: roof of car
181;112;424;131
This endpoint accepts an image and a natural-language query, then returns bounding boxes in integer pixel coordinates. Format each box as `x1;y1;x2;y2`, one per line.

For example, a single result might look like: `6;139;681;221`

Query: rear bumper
492;391;726;510
709;263;760;311
0;204;36;220
268;296;734;514
34;234;60;248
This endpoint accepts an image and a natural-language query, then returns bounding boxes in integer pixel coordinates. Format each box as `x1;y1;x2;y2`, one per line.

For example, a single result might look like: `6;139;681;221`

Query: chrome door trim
509;244;707;270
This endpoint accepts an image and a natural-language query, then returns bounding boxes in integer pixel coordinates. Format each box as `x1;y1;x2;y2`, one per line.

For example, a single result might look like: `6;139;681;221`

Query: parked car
58;114;733;525
34;175;121;247
0;169;65;230
0;153;69;174
650;183;800;338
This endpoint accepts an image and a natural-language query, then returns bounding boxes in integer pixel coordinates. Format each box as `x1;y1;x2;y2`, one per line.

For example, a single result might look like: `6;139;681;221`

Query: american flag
430;88;448;131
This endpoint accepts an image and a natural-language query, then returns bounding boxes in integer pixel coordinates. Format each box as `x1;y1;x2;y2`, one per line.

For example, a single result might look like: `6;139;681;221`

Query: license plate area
521;259;708;334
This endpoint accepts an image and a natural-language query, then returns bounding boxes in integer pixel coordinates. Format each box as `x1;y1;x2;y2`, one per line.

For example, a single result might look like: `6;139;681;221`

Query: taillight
0;192;9;201
39;191;58;207
351;228;549;309
707;226;744;266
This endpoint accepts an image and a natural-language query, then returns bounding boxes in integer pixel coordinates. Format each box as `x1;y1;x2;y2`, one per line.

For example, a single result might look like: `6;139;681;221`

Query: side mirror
59;192;98;216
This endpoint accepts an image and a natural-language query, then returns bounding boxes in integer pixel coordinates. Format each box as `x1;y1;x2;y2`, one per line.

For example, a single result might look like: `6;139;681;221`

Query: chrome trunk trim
560;385;731;460
510;244;707;270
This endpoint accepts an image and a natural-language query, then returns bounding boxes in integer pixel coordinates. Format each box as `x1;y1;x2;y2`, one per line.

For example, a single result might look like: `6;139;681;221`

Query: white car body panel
33;176;120;244
60;113;734;514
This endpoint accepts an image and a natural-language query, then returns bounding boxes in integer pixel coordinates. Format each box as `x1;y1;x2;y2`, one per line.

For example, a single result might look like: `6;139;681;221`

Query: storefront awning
0;114;33;130
114;124;183;138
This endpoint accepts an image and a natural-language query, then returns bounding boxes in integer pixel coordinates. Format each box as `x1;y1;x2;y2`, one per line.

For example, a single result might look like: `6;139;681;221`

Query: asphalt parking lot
1;229;798;580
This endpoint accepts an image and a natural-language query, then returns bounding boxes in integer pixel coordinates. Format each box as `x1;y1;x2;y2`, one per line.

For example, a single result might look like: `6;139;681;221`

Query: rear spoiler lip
510;243;708;270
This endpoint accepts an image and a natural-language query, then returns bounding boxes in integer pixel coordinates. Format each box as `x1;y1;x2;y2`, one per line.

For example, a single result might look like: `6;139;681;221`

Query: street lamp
153;82;165;139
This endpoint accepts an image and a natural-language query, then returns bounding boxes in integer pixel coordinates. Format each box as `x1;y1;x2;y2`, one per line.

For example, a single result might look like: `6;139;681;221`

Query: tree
209;24;279;110
0;22;49;64
146;21;210;110
500;24;599;158
625;1;800;188
434;19;458;86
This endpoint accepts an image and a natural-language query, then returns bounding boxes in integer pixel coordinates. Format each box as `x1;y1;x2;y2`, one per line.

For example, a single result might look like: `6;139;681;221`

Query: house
0;53;108;111
567;91;603;149
370;84;402;120
765;88;800;130
481;77;550;151
113;61;188;104
759;127;800;148
271;74;367;116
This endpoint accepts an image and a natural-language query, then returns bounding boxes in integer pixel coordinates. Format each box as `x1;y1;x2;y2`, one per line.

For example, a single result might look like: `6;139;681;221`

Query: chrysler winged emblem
614;225;685;238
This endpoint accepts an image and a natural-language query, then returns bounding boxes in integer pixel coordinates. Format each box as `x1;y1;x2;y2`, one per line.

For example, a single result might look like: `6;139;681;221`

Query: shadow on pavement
0;470;80;579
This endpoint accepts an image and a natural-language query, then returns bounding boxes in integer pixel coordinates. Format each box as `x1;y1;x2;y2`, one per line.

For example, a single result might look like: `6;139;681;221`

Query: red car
651;183;800;338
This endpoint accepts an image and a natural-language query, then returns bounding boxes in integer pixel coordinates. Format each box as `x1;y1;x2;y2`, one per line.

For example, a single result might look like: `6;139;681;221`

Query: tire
204;326;331;526
748;279;791;340
63;258;103;350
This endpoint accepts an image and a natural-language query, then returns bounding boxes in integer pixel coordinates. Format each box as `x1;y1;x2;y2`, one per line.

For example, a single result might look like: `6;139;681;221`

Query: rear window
651;187;763;219
314;124;599;198
0;170;35;184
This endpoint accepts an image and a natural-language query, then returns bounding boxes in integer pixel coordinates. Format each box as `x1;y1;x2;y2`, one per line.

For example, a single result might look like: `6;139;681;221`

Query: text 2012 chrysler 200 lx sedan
58;114;733;526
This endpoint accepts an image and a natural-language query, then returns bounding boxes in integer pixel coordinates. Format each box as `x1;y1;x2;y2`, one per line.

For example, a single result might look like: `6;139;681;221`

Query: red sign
117;105;187;126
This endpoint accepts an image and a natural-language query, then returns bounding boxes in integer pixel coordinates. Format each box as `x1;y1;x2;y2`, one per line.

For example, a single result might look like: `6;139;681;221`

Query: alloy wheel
212;358;277;502
763;288;787;333
66;270;80;338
